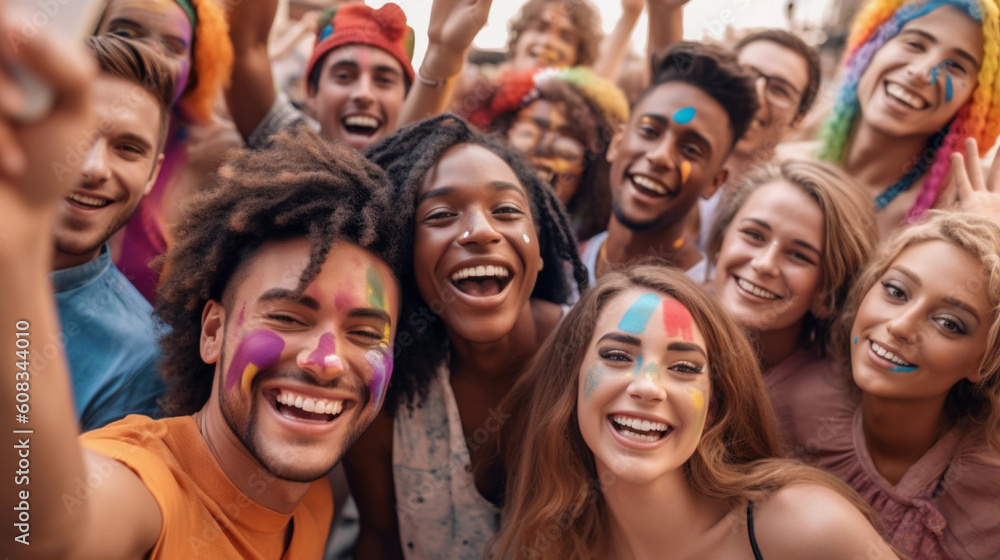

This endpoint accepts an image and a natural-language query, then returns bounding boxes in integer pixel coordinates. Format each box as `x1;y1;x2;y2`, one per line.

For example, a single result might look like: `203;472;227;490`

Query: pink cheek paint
365;346;394;410
306;332;343;370
225;329;285;394
335;290;357;310
662;299;695;342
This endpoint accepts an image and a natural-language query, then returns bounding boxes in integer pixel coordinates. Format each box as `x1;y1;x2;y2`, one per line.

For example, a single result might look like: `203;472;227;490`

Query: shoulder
751;484;894;560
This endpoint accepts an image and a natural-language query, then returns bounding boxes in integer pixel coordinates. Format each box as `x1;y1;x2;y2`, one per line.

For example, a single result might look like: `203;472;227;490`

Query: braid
156;126;404;416
365;114;587;413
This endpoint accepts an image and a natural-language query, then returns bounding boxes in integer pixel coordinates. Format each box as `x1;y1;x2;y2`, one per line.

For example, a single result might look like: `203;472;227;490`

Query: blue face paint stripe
617;293;660;334
631;354;642;378
673;106;696;124
890;365;918;373
945;74;953;102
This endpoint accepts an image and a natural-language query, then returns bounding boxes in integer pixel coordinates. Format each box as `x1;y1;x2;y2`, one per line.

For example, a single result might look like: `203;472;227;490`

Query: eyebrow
741;218;822;256
667;341;707;360
642;113;714;154
259;288;320;310
329;58;402;77
350;307;393;326
416;181;528;204
893;265;982;323
900;29;981;70
597;332;641;346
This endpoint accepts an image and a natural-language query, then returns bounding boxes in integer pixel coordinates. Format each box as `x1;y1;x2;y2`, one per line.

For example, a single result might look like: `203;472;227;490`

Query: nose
905;57;937;84
627;363;666;402
297;332;347;378
885;305;922;345
750;241;781;277
644;134;676;171
458;207;503;246
80;138;110;187
350;73;375;107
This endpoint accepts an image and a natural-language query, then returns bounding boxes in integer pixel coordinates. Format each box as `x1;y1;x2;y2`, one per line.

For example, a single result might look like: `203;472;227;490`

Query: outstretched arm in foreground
0;10;161;560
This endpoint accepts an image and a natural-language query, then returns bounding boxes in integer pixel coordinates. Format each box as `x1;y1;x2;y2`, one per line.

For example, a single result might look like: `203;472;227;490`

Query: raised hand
422;0;492;79
939;137;1000;220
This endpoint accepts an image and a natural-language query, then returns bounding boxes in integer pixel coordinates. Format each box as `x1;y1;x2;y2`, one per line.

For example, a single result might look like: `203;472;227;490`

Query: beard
218;364;372;483
612;199;672;233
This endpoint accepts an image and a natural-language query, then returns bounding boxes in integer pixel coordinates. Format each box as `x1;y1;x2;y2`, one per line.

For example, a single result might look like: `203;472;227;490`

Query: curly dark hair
648;42;760;149
506;0;602;67
365;114;588;413
155;125;406;416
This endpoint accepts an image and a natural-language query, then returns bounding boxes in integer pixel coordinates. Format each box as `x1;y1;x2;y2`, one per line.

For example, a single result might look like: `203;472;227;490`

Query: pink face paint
662;299;695;342
679;161;691;185
365;346;394;410
306;332;343;370
236;302;246;329
335;290;356;310
225;329;285;393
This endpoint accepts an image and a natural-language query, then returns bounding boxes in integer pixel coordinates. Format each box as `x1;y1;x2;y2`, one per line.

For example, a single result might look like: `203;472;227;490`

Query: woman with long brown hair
493;264;895;559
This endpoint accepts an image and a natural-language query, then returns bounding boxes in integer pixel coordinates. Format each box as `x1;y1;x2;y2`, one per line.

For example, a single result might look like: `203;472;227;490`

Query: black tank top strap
746;501;764;560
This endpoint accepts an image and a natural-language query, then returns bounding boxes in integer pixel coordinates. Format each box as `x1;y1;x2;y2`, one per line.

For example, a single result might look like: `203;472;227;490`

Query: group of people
1;0;999;559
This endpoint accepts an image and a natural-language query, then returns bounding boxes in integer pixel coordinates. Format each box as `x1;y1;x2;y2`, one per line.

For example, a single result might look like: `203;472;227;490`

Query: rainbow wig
818;0;1000;221
174;0;234;124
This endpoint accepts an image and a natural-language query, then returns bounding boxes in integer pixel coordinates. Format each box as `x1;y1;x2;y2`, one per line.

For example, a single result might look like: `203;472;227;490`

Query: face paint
236;302;246;329
688;386;705;411
617;293;660;334
584;363;605;397
672;106;696;124
365;346;393;409
679;161;691;185
225;329;285;393
630;354;642;378
523;233;530;244
335;291;356;310
365;266;391;343
854;336;859;346
641;361;659;382
673;236;684;250
662;299;694;342
890;365;918;373
306;332;343;370
945;74;953;102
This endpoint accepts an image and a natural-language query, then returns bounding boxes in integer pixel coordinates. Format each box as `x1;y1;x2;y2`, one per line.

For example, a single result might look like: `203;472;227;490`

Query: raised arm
396;0;492;128
0;11;161;559
225;0;281;140
591;0;644;81
937;137;1000;220
647;0;692;70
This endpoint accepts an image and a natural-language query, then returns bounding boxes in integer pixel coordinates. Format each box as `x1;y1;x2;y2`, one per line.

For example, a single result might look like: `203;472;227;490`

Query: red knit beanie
306;3;415;86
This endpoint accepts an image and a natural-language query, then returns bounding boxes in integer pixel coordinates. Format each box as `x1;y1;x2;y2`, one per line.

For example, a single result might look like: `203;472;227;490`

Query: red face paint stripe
662;299;694;342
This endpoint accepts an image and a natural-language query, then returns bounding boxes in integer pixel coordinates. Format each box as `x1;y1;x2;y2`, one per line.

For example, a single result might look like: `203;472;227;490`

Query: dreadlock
365;114;589;413
155;125;405;416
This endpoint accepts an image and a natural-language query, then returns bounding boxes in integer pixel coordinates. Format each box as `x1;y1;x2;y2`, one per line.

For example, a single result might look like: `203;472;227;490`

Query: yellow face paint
689;386;705;411
680;161;691;185
240;364;259;394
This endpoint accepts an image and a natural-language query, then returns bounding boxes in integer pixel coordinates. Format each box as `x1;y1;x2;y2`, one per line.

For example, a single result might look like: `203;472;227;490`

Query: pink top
775;358;1000;560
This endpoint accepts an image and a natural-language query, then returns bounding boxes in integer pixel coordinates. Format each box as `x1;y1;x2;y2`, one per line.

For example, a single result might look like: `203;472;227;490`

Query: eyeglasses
746;66;802;110
508;118;587;164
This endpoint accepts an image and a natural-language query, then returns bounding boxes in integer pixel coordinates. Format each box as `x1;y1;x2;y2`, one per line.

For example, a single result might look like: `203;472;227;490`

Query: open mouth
629;174;673;197
869;341;916;369
450;265;513;297
66;193;112;209
736;277;780;300
269;388;348;423
885;82;928;110
342;115;381;136
610;415;672;442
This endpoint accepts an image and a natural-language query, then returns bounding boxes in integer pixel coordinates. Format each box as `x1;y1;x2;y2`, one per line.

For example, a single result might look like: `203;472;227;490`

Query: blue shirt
53;245;164;431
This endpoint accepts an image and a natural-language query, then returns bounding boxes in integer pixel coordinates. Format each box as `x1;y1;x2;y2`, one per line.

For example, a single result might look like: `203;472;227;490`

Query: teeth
736;278;779;300
611;414;668;433
68;193;110;207
276;389;344;416
343;115;379;129
886;83;927;110
450;265;511;282
631;175;667;195
870;341;913;366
